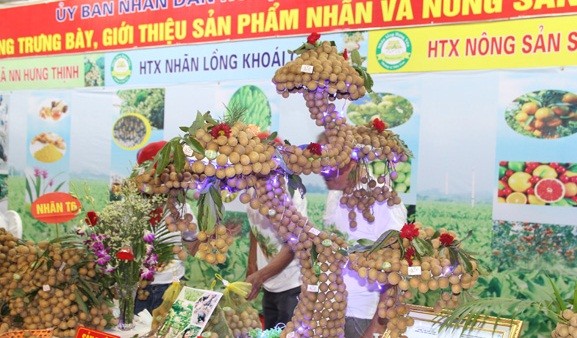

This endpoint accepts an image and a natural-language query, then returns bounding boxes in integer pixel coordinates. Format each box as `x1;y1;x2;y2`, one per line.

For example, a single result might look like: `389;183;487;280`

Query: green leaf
287;174;306;199
356;238;374;247
572;283;577;310
457;251;473;274
203;111;218;125
351;49;363;66
184;137;205;155
154;141;173;175
75;290;89;314
412;237;433;256
172;140;186;172
547;275;567;313
368;230;399;255
187;111;208;136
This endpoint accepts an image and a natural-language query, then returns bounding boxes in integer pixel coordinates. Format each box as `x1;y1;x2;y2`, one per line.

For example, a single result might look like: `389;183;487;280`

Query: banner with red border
1;0;577;59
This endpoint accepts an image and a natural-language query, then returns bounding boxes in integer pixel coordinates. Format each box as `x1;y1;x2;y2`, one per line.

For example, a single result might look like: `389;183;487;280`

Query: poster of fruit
156;287;222;338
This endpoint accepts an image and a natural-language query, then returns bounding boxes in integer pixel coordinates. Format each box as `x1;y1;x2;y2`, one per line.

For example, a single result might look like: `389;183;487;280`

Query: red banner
1;0;577;59
75;326;120;338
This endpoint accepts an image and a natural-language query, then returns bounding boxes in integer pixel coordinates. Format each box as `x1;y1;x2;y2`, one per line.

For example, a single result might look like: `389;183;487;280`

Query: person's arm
362;288;388;336
247;232;258;278
245;244;295;300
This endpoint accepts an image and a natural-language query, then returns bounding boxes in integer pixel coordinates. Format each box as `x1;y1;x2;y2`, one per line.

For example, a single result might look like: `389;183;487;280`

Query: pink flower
143;231;155;244
372;118;387;133
306;142;322;156
400;223;419;241
210;123;231;138
84;211;99;226
439;233;455;247
307;32;321;45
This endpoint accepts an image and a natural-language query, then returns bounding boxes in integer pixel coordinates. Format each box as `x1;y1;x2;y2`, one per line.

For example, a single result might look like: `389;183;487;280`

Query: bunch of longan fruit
195;224;235;265
552;309;577;338
222;306;261;337
0;229;116;337
272;41;366;100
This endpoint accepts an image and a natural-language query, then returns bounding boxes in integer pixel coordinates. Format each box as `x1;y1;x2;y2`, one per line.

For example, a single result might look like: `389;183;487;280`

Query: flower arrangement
77;180;183;329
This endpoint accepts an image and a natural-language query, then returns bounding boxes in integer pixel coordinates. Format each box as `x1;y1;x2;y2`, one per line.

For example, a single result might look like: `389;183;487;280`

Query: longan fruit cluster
286;240;348;337
189;123;277;179
195;224;234;265
376;287;414;338
552;309;577;337
273;41;366;100
347;223;479;336
222;306;261;337
0;229;116;337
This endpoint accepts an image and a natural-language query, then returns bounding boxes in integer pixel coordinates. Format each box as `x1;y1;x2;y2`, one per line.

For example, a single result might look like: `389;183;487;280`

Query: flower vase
117;283;138;331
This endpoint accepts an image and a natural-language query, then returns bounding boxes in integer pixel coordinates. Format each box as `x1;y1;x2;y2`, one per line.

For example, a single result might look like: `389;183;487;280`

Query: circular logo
112;113;151;150
110;53;132;84
376;31;412;71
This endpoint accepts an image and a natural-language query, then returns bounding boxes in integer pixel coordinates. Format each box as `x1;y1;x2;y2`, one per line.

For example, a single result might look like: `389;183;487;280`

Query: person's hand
183;239;200;256
245;270;264;300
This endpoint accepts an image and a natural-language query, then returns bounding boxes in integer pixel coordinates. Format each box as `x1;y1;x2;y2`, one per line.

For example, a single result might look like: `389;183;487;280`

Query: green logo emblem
376;31;412;71
111;53;132;84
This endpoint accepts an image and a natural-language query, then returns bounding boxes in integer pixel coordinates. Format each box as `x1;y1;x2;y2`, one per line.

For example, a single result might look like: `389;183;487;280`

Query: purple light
351;149;359;161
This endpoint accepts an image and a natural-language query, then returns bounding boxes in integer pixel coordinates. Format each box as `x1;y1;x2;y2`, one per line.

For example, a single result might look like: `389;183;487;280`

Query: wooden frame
382;305;523;338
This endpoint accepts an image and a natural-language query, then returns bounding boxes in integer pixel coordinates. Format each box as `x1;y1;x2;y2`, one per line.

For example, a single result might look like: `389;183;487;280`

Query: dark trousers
134;283;170;314
262;286;301;330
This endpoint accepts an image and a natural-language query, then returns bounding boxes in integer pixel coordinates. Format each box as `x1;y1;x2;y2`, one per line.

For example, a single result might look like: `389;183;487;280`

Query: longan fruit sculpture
134;34;479;338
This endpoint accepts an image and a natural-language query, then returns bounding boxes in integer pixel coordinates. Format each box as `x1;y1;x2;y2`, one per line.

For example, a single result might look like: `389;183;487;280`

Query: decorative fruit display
0;229;116;337
497;161;577;206
348;222;477;337
505;89;577;139
132;33;475;338
346;92;413;128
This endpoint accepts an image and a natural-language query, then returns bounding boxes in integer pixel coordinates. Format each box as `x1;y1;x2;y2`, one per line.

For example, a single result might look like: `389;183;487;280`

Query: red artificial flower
84;211;99;226
342;49;348;61
439;233;455;247
210;123;232;138
116;246;135;261
404;247;416;266
400;223;419;241
372;118;387;133
149;207;164;227
306;142;323;156
307;32;321;45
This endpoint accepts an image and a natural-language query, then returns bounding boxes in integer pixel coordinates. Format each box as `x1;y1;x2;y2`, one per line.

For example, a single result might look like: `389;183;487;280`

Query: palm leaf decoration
437;296;546;335
437;280;567;336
